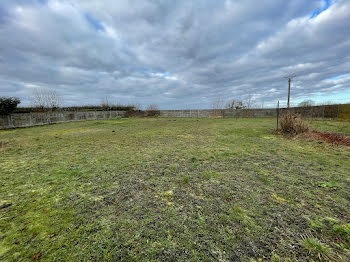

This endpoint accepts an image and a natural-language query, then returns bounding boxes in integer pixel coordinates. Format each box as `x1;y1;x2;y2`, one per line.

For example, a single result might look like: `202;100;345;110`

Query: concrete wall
0;111;126;129
160;109;222;118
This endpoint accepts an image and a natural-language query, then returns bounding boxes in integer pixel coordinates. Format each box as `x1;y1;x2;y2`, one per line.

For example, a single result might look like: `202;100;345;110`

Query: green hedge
0;97;21;115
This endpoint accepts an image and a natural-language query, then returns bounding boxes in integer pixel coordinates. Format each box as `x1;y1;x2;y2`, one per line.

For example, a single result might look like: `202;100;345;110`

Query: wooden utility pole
287;78;291;108
277;100;280;130
284;74;296;108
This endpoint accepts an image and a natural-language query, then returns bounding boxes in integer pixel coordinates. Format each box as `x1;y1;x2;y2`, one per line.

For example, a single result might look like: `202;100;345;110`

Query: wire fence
280;104;350;120
161;104;350;120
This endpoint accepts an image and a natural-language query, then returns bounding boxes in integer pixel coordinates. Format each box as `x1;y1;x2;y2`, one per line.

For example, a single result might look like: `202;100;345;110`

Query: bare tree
31;89;62;110
240;94;255;117
298;99;315;107
211;97;225;117
225;100;235;111
225;99;245;110
146;104;159;111
245;94;254;109
101;96;111;110
47;91;61;109
211;97;225;110
132;103;142;111
31;89;46;109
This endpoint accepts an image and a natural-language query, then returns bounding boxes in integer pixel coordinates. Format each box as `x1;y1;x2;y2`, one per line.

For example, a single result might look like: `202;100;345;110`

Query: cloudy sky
1;0;350;109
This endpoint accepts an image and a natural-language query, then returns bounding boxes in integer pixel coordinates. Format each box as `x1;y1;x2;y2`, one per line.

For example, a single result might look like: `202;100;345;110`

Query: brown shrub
145;104;160;117
125;108;160;118
280;113;309;135
125;110;146;118
145;110;160;117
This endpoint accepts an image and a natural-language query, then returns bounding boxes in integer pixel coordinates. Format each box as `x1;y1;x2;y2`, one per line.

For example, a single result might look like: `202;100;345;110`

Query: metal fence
279;104;349;120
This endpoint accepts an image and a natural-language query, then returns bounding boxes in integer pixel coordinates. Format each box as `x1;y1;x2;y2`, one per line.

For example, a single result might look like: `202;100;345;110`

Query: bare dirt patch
309;130;350;147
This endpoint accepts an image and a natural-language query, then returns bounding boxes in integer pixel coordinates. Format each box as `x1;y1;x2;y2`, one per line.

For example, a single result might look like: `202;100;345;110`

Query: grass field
1;117;350;261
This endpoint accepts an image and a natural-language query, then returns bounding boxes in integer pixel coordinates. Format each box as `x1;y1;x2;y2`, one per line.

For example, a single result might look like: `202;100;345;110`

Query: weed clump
300;236;332;260
183;176;189;184
164;190;174;200
280;113;309;135
316;181;337;190
333;223;350;239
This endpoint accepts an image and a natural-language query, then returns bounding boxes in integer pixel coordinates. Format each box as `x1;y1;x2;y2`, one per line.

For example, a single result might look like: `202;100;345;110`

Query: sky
0;0;350;109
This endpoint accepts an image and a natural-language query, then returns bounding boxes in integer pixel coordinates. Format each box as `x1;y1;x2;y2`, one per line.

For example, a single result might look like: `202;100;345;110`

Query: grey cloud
0;0;350;108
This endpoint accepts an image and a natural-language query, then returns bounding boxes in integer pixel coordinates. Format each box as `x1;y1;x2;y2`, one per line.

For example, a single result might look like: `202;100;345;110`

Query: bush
0;97;21;115
125;110;146;118
280;113;309;135
146;104;160;117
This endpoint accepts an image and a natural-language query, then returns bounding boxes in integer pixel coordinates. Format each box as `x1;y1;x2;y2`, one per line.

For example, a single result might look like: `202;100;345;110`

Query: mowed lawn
1;117;349;261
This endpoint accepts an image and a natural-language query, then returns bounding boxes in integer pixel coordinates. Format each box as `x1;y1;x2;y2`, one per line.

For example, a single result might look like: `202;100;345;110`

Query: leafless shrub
100;98;140;111
125;110;146;117
146;104;160;117
280;113;309;135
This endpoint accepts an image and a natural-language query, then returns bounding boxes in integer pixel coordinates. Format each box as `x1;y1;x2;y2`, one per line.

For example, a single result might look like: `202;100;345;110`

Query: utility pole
276;100;279;130
284;74;297;108
287;78;291;108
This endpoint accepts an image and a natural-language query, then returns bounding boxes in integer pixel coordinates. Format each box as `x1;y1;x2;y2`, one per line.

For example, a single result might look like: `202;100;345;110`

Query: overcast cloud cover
0;0;350;109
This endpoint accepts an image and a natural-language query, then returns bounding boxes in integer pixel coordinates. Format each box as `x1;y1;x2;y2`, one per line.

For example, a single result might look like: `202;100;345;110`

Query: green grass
309;119;350;136
0;117;350;261
300;237;333;261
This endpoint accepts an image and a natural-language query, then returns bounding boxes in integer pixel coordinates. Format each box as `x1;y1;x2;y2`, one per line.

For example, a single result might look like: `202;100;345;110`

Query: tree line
0;89;160;115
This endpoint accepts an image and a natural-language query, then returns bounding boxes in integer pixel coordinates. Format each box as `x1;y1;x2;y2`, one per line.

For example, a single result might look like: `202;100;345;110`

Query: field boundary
1;104;349;129
161;104;349;119
0;111;126;129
